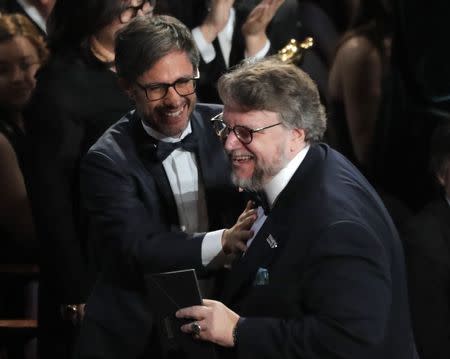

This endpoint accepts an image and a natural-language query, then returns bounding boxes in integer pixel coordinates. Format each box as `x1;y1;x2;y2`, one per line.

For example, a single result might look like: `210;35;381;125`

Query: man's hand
242;0;285;56
176;299;239;347
200;0;235;43
222;200;256;254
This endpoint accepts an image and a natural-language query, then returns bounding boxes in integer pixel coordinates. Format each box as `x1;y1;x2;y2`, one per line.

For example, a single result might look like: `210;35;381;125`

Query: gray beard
231;148;289;191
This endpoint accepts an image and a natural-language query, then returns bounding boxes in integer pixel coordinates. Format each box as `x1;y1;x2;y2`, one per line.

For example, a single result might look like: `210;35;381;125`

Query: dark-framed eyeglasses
119;0;156;24
136;70;200;101
210;112;282;145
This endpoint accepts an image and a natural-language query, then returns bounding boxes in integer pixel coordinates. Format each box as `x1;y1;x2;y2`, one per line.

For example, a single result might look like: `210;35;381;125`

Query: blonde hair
0;13;49;64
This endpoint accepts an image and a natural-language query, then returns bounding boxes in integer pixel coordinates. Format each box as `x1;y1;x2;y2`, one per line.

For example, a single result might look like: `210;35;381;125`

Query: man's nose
163;85;183;104
224;129;241;151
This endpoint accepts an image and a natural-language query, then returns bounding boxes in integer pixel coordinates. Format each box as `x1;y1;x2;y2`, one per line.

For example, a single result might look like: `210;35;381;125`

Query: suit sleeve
235;221;392;359
80;150;205;275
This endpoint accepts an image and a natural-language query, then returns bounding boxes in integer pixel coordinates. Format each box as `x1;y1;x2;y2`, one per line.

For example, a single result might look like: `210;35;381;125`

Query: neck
90;35;116;71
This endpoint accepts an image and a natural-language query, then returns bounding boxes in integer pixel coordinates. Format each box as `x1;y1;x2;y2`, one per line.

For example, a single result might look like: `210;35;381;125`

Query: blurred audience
21;0;152;357
159;0;284;103
328;0;392;172
372;0;450;211
402;122;450;359
0;12;46;264
0;0;55;36
0;12;47;359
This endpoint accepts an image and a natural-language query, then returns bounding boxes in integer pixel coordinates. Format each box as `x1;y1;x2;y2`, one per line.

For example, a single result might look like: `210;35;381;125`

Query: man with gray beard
176;57;418;359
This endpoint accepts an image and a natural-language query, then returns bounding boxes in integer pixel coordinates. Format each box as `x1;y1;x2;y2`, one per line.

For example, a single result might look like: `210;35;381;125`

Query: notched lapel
221;218;281;304
131;114;180;229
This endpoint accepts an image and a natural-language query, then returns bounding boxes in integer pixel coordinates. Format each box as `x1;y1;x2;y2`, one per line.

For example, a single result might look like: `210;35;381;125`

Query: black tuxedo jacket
75;103;243;359
403;198;450;359
219;144;417;359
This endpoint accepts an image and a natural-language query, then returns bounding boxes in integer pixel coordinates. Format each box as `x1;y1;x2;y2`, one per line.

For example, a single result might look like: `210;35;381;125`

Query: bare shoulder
336;36;381;69
0;132;18;166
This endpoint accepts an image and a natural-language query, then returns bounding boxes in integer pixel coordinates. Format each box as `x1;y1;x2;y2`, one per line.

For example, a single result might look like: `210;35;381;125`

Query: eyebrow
140;74;196;88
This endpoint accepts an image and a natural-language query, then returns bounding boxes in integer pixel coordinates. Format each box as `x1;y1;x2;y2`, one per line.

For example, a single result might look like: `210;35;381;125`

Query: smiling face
223;107;303;191
0;35;40;110
130;50;197;137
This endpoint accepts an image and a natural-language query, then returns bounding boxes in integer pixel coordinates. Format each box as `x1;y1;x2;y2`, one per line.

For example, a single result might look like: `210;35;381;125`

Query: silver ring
191;322;201;336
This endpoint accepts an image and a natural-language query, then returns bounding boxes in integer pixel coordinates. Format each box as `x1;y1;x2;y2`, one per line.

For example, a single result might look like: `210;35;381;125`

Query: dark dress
23;46;132;358
0;115;29;263
402;198;450;359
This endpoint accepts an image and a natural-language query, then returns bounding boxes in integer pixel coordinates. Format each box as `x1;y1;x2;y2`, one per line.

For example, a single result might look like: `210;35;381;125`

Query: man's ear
118;78;135;100
289;128;306;152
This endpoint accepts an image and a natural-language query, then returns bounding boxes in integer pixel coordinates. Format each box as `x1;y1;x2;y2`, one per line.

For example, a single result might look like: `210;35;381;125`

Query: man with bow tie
176;57;419;359
74;15;256;359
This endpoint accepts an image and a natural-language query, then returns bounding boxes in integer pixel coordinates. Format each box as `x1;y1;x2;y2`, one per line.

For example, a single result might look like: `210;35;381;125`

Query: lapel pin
266;234;278;249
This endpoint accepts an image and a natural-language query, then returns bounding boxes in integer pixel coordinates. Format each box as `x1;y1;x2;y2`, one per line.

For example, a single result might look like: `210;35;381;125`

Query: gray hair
115;15;200;82
217;57;327;142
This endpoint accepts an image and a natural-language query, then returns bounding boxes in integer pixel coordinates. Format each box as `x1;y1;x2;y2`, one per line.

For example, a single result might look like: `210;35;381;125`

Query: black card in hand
144;269;217;359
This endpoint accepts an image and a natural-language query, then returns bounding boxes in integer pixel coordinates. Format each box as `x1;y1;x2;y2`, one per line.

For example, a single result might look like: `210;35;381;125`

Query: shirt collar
264;145;310;207
141;120;192;143
16;0;47;33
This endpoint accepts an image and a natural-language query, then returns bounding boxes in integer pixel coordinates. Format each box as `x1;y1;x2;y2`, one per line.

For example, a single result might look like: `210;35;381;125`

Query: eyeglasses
136;71;199;101
119;0;156;24
211;112;282;145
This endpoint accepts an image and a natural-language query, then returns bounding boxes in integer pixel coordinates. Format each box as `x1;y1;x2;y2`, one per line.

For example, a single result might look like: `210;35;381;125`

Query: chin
231;172;263;192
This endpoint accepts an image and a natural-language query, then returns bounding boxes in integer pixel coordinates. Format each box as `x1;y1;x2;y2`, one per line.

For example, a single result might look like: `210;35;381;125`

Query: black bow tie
154;132;198;161
247;190;271;215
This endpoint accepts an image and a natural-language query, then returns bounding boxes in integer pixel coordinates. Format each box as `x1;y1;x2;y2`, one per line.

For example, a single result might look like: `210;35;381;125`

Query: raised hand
241;0;284;56
242;0;284;37
221;200;257;254
200;0;235;42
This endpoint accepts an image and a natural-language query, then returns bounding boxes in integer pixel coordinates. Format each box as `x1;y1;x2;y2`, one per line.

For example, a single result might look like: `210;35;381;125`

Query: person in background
160;0;284;103
22;0;154;357
0;0;56;36
403;121;450;359
0;11;47;359
176;57;418;359
328;0;392;173
0;12;47;263
74;15;254;359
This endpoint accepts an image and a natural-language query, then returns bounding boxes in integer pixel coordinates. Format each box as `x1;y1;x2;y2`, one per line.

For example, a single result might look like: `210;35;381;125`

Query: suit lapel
221;144;326;305
131;113;180;228
191;110;237;229
221;216;283;304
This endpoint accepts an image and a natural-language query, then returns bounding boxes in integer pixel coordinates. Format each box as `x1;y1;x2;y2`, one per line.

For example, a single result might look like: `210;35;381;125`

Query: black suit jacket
219;144;417;359
75;104;242;359
402;198;450;359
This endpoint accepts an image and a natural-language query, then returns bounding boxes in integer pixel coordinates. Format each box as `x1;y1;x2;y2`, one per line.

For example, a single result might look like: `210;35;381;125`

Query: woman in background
22;1;154;357
0;12;47;359
0;12;48;264
328;0;392;174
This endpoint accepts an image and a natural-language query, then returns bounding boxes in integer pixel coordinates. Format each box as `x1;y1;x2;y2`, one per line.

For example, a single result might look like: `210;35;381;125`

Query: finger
175;305;205;319
235;240;248;252
238;209;257;223
202;299;216;306
237;216;257;229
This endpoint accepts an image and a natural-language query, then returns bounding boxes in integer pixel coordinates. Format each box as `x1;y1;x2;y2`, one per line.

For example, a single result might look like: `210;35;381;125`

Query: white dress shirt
246;145;310;249
141;121;225;266
16;0;47;33
191;7;270;67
